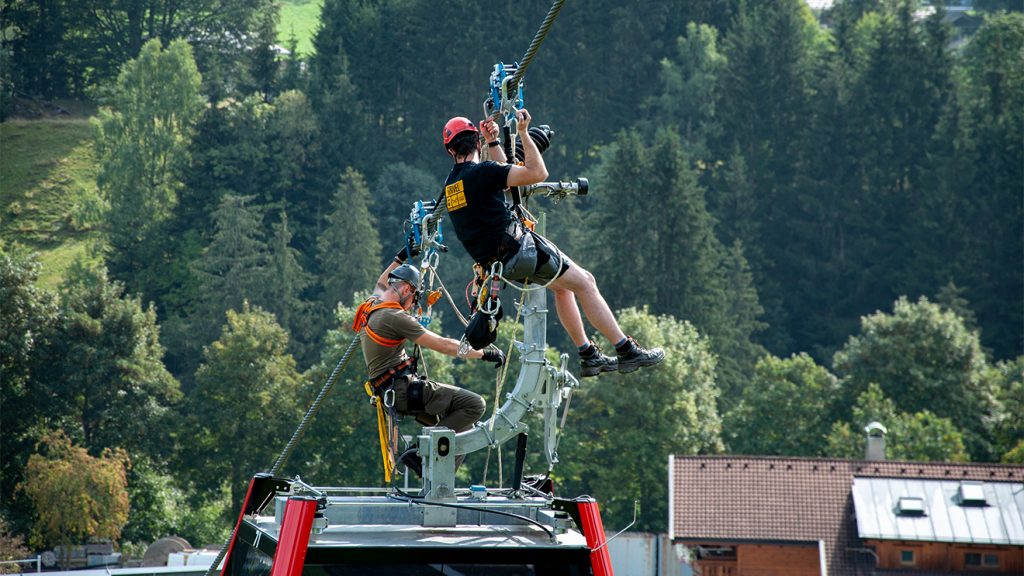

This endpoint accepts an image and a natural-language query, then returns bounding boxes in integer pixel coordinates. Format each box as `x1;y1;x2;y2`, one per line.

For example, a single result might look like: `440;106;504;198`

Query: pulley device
407;199;446;326
408;198;446;257
484;61;526;203
485;62;525;127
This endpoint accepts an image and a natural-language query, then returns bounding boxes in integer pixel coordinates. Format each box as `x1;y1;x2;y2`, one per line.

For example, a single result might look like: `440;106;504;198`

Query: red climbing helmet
442;117;478;146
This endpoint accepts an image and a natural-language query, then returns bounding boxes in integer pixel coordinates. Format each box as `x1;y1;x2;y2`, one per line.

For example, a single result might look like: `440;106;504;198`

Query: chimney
864;422;887;461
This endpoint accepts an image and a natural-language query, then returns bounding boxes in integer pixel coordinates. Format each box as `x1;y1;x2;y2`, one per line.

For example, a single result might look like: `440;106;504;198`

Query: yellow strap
364;381;395;483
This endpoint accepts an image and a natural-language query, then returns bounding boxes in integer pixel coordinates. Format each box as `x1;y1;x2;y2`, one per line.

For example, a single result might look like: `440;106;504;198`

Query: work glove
393;234;421;264
481;349;506;369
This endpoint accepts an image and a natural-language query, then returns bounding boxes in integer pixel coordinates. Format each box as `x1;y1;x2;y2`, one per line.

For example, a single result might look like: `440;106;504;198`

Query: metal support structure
420;428;458;526
451;286;574;464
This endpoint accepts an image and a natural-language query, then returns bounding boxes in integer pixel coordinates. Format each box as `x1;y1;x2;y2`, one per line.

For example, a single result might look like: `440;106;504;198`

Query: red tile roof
670;456;1023;576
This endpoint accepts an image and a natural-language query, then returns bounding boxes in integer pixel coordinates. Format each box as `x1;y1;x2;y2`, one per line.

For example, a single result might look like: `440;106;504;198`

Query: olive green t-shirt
361;306;427;379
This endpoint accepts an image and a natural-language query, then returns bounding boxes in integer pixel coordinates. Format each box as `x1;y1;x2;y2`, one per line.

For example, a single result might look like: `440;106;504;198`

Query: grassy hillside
278;0;322;56
0;117;105;288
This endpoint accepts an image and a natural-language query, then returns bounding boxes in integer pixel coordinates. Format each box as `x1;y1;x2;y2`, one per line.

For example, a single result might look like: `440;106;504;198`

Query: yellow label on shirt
445;180;467;211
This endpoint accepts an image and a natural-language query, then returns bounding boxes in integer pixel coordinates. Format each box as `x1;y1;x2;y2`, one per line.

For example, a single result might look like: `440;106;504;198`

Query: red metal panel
269;497;318;576
220;477;260;576
578;498;614;576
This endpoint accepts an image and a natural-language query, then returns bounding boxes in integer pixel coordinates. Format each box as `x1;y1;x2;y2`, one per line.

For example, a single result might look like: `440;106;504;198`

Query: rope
202;335;361;576
430;265;472;326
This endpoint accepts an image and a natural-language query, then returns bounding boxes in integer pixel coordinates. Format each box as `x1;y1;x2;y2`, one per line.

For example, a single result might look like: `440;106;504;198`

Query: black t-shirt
443;161;513;263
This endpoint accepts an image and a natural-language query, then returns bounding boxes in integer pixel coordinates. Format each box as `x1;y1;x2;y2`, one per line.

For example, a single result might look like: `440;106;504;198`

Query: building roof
852;477;1024;545
669;456;1024;576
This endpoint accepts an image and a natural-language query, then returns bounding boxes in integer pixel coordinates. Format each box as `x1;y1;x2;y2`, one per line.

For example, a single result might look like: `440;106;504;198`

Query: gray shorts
503;231;572;283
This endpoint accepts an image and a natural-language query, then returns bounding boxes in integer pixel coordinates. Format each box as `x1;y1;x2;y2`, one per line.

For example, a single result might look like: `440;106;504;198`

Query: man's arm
414;331;505;368
506;108;547;187
374;240;421;297
373;260;401;298
414;330;484;359
481;119;507;163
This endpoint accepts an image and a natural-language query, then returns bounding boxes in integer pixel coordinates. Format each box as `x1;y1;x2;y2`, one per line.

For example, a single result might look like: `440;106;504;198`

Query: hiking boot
580;346;618;377
616;337;665;374
399;448;423;478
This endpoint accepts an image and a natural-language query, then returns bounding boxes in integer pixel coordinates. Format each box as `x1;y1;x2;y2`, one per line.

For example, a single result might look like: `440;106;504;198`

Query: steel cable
202;335;361;576
489;0;567;123
510;0;566;87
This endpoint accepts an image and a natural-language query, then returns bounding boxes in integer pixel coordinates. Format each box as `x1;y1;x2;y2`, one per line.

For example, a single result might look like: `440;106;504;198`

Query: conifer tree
246;4;280;101
652;22;726;160
587;130;650;307
710;152;767;313
318;169;382;311
372;163;439;248
715;240;768;407
308;0;368;177
279;33;306;93
266;210;315;364
194;195;269;310
186;195;271;372
647;130;726;327
717;0;821;351
957;12;1024;359
263;91;321;256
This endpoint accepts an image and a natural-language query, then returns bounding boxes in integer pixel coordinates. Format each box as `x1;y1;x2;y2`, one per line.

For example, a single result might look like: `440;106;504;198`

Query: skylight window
958;481;987;506
897;496;926;516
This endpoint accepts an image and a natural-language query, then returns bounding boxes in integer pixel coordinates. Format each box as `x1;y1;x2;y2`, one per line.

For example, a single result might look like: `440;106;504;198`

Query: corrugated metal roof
852;477;1024;545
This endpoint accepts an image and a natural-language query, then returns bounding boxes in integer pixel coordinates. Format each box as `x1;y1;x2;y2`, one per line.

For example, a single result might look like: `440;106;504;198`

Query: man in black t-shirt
441;110;665;377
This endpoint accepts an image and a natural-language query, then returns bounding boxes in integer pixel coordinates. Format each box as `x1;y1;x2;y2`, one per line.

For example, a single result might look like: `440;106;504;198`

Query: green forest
1;0;1022;554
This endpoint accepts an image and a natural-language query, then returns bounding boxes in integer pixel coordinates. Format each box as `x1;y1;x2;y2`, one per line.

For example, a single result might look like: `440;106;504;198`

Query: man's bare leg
549;266;626;345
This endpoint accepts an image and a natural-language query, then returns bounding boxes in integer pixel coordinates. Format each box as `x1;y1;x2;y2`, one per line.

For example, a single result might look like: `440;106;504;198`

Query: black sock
615;338;634;355
578;342;597;358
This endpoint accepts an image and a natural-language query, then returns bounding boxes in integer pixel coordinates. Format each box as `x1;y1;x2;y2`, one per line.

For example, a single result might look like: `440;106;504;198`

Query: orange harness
352;298;414;486
352;298;406;348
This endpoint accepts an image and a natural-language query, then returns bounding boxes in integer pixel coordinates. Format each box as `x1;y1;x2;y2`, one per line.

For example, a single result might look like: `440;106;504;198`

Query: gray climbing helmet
388;264;422;290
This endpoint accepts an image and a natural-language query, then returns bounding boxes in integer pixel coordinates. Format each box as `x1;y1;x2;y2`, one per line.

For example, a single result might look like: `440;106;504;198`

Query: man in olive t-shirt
353;256;504;476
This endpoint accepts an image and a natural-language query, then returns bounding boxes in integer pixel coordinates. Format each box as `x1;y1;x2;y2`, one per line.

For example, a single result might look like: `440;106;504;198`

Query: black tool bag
464;305;504;350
